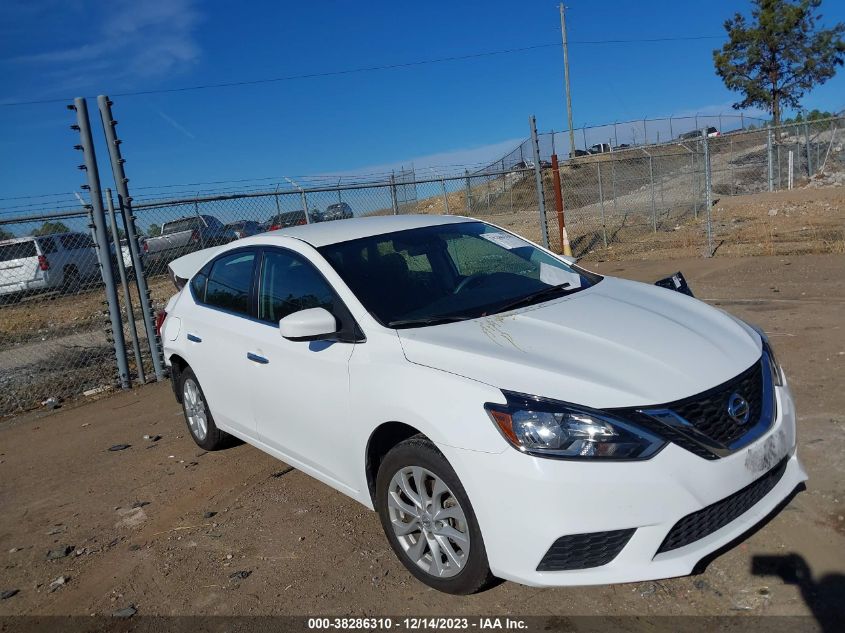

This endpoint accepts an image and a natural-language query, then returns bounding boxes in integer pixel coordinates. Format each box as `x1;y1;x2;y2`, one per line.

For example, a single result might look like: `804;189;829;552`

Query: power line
1;35;726;108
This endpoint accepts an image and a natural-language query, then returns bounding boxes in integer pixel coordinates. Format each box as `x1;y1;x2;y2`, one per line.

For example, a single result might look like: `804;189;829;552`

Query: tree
714;0;845;127
32;221;71;236
147;224;162;237
0;228;13;240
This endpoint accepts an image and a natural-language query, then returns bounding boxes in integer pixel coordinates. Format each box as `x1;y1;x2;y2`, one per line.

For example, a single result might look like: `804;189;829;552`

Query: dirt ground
0;253;843;624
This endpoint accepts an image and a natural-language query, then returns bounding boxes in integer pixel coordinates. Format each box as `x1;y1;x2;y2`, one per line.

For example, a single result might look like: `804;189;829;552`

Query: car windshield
318;221;601;328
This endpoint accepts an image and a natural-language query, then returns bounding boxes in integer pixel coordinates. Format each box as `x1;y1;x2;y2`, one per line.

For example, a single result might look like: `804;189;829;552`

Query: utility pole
559;3;576;156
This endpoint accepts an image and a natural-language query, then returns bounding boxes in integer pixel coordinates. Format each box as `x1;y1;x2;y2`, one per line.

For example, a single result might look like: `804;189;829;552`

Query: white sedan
158;215;806;594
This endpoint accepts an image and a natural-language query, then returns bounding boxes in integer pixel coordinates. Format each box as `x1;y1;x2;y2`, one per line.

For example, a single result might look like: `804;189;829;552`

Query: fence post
529;115;550;248
440;179;450;214
72;97;130;390
596;162;607;247
97;95;164;382
691;150;698;219
669;117;674;139
702;129;714;257
390;173;399;215
767;126;775;192
646;150;657;232
729;137;735;195
804;121;813;177
464;170;472;214
106;189;145;385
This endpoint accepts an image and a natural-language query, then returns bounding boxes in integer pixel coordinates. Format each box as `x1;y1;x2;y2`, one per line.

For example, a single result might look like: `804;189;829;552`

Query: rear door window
203;251;256;315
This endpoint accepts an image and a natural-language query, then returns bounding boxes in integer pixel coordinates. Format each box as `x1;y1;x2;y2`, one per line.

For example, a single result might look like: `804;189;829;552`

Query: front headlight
485;393;666;460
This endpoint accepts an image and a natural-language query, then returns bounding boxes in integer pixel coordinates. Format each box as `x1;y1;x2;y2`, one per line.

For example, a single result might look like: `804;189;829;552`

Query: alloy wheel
387;466;470;578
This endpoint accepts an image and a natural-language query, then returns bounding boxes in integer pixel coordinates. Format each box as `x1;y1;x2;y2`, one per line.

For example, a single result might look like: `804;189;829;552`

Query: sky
1;0;844;210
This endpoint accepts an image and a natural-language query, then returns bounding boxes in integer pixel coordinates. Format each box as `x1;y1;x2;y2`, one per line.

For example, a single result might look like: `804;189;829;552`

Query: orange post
550;154;572;256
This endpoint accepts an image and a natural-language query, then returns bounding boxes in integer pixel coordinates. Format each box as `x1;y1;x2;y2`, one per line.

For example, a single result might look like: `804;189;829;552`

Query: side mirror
560;255;578;265
279;307;338;342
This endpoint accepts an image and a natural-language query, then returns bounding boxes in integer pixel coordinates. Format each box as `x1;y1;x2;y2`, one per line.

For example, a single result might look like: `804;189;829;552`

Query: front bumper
442;384;807;587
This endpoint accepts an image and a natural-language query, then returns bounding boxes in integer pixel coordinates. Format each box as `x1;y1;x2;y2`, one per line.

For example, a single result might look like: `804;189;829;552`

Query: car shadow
751;553;845;633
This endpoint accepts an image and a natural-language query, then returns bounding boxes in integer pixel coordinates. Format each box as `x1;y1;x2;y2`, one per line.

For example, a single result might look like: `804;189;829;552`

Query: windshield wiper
388;315;476;328
491;283;572;315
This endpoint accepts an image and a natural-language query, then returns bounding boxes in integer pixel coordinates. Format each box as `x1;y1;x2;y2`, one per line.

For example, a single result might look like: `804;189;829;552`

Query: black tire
376;435;497;595
178;366;231;451
61;267;81;294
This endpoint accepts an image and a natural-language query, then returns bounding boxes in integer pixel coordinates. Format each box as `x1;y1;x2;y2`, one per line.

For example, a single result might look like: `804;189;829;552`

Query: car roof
0;232;84;245
258;214;473;247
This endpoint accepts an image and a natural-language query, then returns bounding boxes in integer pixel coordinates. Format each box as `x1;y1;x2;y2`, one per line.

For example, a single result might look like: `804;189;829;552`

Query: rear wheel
61;267;81;294
376;435;496;594
179;366;230;451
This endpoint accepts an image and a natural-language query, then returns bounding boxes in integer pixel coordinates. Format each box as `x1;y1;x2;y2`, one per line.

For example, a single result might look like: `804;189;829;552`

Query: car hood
396;277;761;408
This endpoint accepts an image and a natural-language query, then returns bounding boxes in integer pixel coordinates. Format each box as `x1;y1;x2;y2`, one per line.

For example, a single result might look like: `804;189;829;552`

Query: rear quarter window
0;241;37;262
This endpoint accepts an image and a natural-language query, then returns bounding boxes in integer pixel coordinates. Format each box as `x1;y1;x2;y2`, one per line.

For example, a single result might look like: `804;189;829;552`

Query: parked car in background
614;143;632;150
588;143;612;154
265;210;308;231
323;202;354;221
225;220;264;239
679;127;720;140
159;215;805;595
0;232;99;304
143;215;236;272
569;149;589;158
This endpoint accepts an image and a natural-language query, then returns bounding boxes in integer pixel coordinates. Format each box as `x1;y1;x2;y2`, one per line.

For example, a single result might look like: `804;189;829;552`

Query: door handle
186;333;202;343
247;352;269;364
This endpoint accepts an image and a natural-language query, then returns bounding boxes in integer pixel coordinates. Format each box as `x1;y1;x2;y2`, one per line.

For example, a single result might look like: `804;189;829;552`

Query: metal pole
73;97;130;389
613;122;619;148
107;189;145;385
300;190;310;222
529;115;550;248
702;129;714;257
643;119;648;145
767;127;775;192
96;95;164;381
390;173;399;215
691;151;698;219
440;179;450;214
804;121;812;177
464;170;472;214
597;162;607;247
647;151;657;232
559;3;576;159
740;112;745;130
730;137;735;195
669;117;674;139
582;127;587;151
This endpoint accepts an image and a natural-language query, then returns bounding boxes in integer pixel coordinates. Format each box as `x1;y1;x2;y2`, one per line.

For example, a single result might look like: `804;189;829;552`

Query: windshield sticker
480;231;528;250
540;263;582;288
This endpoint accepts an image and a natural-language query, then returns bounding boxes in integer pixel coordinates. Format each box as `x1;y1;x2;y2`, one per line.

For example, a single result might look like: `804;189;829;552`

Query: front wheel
376;436;496;594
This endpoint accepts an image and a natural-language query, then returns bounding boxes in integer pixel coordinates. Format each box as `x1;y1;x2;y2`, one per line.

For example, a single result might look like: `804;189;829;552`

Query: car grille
612;357;769;459
537;528;635;571
656;457;788;554
670;360;763;447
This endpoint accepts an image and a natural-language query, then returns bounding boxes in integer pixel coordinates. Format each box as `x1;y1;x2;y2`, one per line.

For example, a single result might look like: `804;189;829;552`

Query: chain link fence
1;114;843;416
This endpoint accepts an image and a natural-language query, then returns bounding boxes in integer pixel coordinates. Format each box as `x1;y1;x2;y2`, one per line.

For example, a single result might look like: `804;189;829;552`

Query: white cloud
5;0;200;87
